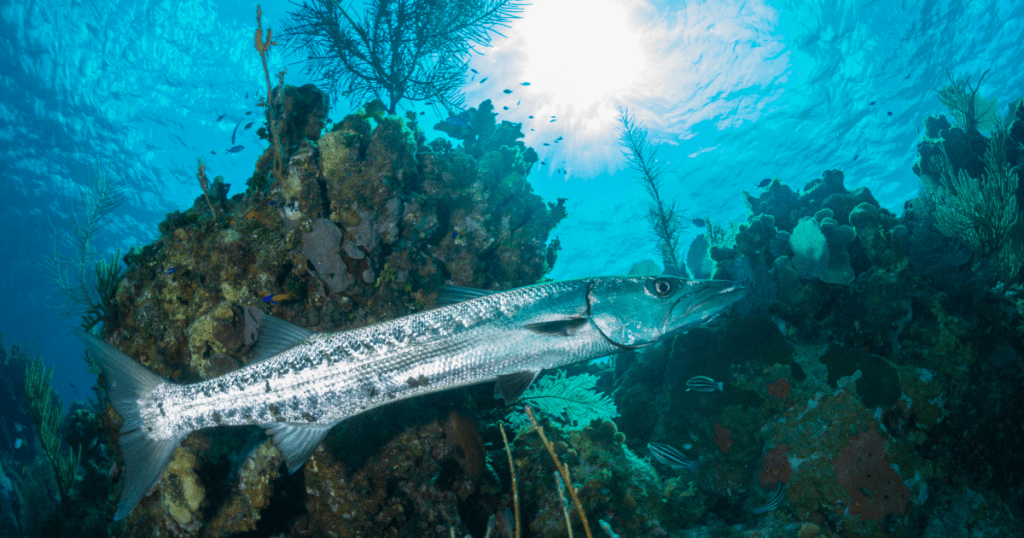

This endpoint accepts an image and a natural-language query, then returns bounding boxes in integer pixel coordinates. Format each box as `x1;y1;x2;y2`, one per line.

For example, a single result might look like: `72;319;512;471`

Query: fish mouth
665;283;745;329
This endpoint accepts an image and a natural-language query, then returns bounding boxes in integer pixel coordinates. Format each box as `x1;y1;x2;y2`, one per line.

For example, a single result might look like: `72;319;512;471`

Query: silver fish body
77;275;745;520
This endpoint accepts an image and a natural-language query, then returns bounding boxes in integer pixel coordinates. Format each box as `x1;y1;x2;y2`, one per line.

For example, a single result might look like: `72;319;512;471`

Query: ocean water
1;0;1023;536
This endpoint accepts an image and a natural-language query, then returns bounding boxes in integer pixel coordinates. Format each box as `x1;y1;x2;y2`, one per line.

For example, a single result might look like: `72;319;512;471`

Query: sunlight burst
518;0;644;107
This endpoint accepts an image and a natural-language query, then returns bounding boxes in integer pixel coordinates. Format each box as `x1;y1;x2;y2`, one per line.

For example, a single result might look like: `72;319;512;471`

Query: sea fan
504;370;618;432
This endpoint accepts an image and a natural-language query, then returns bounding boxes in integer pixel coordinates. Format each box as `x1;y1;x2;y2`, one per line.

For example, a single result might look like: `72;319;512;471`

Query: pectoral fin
523;317;587;336
494;370;541;405
262;422;335;473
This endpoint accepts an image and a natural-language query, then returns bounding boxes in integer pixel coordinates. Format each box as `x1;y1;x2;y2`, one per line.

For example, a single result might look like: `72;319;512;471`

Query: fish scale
76;275;746;520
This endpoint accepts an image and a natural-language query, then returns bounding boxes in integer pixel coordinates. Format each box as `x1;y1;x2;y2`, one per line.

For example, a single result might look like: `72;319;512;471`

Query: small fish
543;142;550;146
555;136;563;142
853;154;859;161
752;483;786;514
869;101;876;105
550;115;556;118
521;82;530;86
216;114;226;122
503;89;512;94
88;437;99;449
69;381;77;393
13;422;23;432
686;375;723;392
231;120;242;144
244;122;254;130
445;116;468;127
691;218;706;228
517;100;521;106
471;68;478;74
262;294;279;305
268;200;277;205
245;91;248;99
503;106;509;110
887;111;893;116
528;115;534;119
210;150;217;155
756;178;772;188
541;161;547;165
479;77;488;83
451;231;459;238
14;438;22;449
167;268;176;274
226;145;244;154
550;118;556;122
647;443;699;473
420;111;425;115
246;111;253;115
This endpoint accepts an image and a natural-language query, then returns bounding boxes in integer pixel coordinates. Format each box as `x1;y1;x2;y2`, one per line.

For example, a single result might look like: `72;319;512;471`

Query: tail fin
75;329;185;520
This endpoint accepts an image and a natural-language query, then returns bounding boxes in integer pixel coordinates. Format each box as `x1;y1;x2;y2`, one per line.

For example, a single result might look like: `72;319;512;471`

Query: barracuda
76;275;745;520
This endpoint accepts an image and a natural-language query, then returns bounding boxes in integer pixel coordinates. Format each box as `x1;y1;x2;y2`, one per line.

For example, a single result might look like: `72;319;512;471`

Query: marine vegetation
618;107;689;277
44;169;125;331
283;0;527;113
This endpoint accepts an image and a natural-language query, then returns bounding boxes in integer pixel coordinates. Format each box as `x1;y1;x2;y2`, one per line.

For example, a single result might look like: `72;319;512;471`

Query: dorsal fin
261;422;335;473
437;285;496;306
494;370;541;405
253;315;314;362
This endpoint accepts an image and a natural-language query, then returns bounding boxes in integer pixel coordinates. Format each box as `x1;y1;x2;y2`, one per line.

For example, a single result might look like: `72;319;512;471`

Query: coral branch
525;406;594;538
195;158;217;218
255;4;286;184
498;422;520;538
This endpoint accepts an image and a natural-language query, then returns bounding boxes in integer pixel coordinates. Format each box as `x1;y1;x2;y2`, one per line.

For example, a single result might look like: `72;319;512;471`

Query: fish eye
651;278;673;297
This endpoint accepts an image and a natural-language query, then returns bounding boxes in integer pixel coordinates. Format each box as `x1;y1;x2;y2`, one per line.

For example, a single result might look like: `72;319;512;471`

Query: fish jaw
588;277;747;348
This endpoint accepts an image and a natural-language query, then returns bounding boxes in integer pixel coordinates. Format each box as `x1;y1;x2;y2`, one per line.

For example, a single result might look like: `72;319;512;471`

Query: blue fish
269;201;277;205
647;443;699;473
521;82;530;86
226;145;244;154
262;294;278;305
686;375;723;392
244;122;254;130
692;218;706;228
470;68;478;74
167;268;176;274
503;89;512;94
451;231;459;238
756;178;772;188
479;77;488;83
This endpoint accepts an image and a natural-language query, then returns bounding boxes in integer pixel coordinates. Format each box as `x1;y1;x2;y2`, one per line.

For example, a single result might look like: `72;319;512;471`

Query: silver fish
76;276;745;520
686;375;724;392
647;442;699;473
752;482;786;514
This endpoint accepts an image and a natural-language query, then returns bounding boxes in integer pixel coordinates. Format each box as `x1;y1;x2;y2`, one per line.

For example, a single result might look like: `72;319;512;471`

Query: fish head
587;277;746;348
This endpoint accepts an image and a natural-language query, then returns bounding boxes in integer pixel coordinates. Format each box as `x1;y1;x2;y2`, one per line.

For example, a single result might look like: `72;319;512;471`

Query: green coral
505;371;618;431
25;358;81;520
